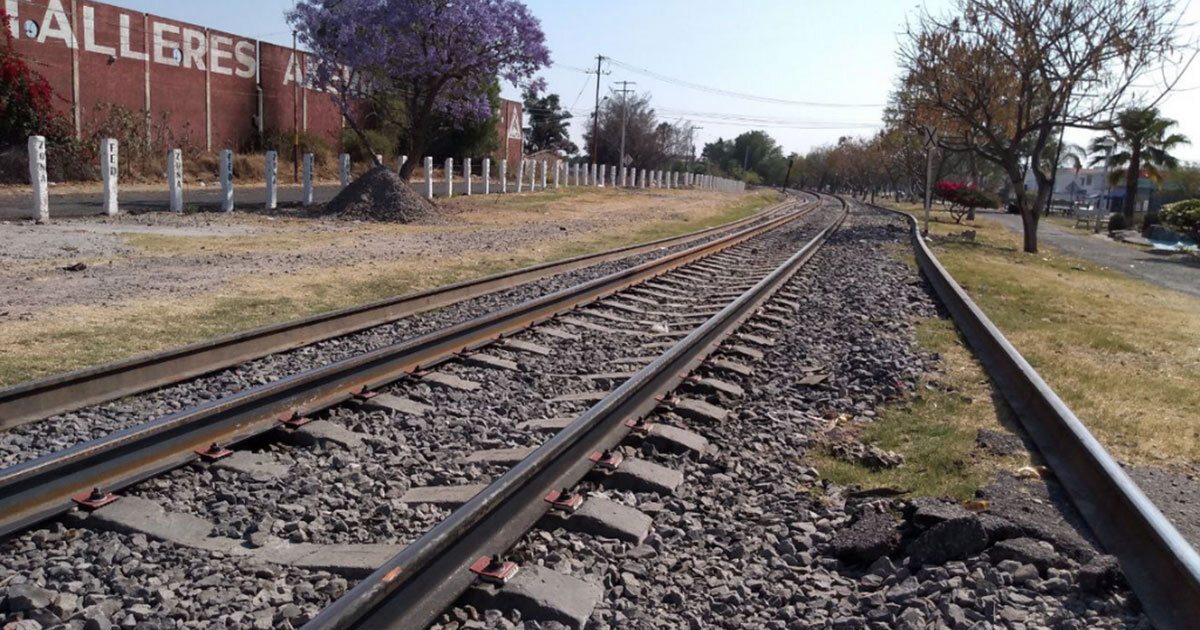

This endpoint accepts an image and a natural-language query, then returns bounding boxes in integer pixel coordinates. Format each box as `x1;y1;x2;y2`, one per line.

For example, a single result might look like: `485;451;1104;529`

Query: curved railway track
1;191;1197;630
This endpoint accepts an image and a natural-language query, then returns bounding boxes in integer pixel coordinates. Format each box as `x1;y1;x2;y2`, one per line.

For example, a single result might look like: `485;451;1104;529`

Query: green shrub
262;130;333;166
1108;214;1128;231
1161;199;1200;242
1142;212;1160;232
341;129;397;164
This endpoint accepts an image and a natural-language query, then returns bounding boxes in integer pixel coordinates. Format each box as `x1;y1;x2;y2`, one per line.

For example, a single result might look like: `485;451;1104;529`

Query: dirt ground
0;187;779;386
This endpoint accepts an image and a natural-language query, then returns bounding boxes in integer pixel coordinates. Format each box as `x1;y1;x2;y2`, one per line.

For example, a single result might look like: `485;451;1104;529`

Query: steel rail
876;203;1200;630
0;197;820;539
303;195;849;630
0;197;801;428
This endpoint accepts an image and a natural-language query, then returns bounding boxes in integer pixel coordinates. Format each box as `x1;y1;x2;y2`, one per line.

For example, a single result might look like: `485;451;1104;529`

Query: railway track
2;193;1197;630
0;193;827;537
0;198;798;431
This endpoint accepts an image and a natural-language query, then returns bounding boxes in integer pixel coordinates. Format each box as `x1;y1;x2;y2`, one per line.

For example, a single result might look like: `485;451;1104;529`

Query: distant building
1023;167;1154;212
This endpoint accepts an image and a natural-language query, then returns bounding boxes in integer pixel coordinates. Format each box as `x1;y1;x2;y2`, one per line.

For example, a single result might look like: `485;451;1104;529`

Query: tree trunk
1020;207;1039;253
1008;166;1041;253
1123;145;1140;221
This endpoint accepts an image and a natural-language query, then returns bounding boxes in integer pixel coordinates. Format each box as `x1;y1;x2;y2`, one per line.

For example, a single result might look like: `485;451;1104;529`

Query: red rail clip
72;487;118;510
544;488;584;513
278;414;312;429
589;449;624;470
470;556;519;585
195;442;233;461
624;418;654;435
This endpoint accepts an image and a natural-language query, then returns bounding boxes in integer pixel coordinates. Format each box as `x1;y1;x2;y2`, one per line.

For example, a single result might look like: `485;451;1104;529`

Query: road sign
622;154;633;166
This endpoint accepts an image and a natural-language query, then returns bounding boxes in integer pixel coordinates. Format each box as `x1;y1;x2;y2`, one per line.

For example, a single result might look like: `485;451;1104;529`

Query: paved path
0;178;593;220
982;211;1200;298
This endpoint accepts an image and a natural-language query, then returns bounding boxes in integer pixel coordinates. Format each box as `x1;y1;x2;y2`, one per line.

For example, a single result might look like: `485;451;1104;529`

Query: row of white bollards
22;136;746;221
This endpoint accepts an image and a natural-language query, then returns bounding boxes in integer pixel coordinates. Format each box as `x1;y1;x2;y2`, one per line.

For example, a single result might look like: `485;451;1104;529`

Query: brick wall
4;0;515;158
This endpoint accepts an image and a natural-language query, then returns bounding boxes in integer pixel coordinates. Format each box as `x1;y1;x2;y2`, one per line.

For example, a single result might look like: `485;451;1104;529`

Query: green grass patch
810;316;1028;500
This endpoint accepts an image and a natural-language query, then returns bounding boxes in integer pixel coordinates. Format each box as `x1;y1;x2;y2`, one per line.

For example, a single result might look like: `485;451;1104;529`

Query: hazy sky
103;0;1200;162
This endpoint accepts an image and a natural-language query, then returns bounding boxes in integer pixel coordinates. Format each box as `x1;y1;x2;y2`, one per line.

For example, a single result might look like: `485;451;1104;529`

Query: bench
1073;209;1107;229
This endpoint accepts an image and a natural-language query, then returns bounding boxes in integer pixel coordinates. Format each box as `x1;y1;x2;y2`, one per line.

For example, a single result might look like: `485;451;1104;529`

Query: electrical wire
604;56;883;108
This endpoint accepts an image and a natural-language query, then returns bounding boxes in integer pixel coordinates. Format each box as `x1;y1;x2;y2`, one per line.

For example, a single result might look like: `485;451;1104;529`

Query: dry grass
0;189;781;386
886;203;1200;471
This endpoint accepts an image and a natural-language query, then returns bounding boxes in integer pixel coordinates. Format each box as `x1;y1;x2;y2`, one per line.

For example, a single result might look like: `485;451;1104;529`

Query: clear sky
102;0;1200;163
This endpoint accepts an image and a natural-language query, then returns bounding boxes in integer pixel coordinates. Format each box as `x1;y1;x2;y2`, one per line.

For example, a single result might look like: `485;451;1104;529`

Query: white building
1022;167;1108;203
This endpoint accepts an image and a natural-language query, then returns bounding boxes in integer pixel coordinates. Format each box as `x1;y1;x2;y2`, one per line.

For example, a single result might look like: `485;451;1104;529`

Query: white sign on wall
507;104;522;140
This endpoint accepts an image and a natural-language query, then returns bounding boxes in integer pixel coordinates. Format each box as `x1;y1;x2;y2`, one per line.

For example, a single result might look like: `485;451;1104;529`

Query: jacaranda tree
289;0;550;180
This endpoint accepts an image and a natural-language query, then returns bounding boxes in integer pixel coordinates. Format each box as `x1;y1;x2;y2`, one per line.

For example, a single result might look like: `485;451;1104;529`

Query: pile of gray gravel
320;166;435;223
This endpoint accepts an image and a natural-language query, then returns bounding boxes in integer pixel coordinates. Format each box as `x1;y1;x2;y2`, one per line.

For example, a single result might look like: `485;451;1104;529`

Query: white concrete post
424;156;434;199
516;159;524;192
529;159;536;191
167;148;183;213
101;138;118;216
553;160;560;188
572;163;578;186
465;157;472;196
339;153;350;188
598;164;606;188
265;151;278;209
29;136;48;222
219;149;234;212
445;158;454;198
398;155;408;174
374;153;383;166
302;153;314;205
611;165;617;187
500;159;508;193
483;158;491;194
541;160;547;191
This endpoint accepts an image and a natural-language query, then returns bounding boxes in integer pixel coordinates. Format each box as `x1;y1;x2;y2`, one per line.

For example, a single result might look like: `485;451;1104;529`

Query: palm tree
1089;107;1190;221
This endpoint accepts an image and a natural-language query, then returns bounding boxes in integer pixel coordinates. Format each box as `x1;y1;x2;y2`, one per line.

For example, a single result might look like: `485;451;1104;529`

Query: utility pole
591;55;605;166
613;81;636;179
923;127;937;236
292;31;300;183
781;158;794;193
688;125;702;170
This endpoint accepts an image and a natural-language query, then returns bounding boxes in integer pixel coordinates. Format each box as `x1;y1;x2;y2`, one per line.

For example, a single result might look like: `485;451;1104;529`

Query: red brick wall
496;98;523;170
4;0;344;152
5;0;514;158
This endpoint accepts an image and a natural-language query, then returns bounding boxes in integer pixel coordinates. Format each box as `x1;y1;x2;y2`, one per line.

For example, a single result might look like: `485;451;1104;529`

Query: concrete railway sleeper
0;194;824;541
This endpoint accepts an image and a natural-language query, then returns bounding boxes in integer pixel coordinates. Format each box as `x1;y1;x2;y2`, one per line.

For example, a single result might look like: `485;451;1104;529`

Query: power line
604;56;882;108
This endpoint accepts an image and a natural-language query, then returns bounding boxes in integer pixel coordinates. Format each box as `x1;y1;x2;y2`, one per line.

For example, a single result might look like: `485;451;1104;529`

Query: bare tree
896;0;1188;252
